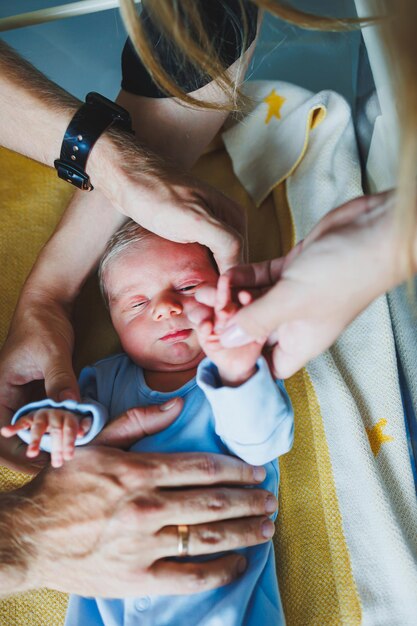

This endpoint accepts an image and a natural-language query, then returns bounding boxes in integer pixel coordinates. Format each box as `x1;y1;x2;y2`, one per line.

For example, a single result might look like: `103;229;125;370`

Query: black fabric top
121;0;258;97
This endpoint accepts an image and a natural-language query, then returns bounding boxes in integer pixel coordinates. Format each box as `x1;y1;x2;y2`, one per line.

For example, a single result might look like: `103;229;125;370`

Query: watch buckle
54;160;93;191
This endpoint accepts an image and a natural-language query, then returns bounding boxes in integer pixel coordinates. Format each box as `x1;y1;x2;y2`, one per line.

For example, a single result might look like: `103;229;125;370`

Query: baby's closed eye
131;300;148;309
177;283;201;294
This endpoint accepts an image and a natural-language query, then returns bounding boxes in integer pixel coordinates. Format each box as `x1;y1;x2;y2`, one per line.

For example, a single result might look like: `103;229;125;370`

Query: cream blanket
222;80;417;625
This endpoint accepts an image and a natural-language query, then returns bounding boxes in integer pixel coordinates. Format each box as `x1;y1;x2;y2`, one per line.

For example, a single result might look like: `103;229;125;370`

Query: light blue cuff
197;357;294;464
11;399;108;453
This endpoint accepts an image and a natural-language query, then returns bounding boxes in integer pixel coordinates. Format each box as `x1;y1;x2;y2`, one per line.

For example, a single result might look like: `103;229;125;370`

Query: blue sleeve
197;357;294;465
11;366;109;453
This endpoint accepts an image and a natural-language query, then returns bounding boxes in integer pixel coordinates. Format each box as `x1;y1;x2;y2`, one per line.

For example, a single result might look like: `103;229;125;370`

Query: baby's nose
152;295;183;321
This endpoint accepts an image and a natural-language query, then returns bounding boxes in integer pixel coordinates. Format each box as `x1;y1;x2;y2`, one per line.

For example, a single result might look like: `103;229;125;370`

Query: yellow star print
263;89;286;124
366;419;394;457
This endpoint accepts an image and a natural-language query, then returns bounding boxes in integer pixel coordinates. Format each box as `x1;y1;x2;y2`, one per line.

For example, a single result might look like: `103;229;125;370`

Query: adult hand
89;138;244;274
3;398;276;598
218;192;405;378
0;294;78;473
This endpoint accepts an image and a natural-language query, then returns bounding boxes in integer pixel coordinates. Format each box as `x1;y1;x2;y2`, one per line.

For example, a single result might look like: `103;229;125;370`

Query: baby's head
99;221;219;373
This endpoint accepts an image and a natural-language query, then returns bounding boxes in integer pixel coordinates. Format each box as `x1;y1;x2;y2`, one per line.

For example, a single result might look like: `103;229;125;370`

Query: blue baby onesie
16;353;293;626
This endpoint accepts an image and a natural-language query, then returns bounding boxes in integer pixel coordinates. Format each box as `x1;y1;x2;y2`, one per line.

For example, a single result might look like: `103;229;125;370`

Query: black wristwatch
54;92;134;191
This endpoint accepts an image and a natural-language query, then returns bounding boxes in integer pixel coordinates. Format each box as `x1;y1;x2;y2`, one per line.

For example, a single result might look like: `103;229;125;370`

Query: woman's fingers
219;282;288;348
225;258;286;290
267;342;307;380
303;192;390;246
154;516;275;560
194;285;217;308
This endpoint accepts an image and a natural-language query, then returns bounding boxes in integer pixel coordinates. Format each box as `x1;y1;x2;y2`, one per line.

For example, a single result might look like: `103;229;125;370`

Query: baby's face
104;235;218;372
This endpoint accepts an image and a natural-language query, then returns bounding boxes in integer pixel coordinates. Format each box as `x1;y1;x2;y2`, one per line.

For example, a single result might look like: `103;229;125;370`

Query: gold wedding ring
177;524;190;557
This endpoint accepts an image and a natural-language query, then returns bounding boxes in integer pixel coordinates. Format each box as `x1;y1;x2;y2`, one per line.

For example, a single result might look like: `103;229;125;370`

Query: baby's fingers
198;319;215;341
238;290;254;306
215;276;239;332
79;416;92;436
47;411;69;468
26;412;49;458
215;276;232;313
58;413;83;464
1;415;34;438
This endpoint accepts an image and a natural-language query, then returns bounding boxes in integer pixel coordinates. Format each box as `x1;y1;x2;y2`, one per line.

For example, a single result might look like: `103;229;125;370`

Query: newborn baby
3;220;293;626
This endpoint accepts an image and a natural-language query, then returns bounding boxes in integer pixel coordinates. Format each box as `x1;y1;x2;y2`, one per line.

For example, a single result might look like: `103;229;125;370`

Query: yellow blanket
2;81;415;625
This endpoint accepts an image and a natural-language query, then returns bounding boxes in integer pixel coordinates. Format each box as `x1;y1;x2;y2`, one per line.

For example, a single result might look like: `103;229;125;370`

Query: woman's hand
1;397;276;598
219;192;406;378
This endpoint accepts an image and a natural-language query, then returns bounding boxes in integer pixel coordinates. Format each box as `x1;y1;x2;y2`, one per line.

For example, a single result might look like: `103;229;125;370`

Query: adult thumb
44;354;80;403
219;282;289;348
95;397;184;449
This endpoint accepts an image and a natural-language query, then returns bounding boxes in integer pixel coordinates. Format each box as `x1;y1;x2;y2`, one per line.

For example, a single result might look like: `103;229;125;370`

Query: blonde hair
376;0;417;271
118;0;416;270
98;220;154;305
118;0;369;110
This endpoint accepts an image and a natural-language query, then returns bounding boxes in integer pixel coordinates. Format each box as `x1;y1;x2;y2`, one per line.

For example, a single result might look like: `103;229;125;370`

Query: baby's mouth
160;329;193;343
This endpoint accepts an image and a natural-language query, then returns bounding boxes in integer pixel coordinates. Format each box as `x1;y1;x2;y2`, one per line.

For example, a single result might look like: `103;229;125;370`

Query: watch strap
54;92;133;191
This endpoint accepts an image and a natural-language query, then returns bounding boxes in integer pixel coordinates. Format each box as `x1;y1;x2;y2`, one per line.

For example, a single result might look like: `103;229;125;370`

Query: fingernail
58;389;78;402
236;557;247;576
261;519;275;538
265;496;277;513
220;324;252;348
253;466;266;482
160;398;178;411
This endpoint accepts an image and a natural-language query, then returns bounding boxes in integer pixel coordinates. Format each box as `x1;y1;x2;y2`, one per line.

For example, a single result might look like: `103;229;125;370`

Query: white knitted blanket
223;80;417;625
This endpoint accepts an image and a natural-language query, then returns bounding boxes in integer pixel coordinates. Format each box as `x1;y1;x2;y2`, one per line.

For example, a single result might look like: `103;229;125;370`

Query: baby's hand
1;409;92;468
195;276;264;386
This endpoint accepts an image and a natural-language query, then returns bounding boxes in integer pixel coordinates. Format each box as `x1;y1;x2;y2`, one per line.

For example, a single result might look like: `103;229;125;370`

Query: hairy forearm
0;41;155;214
0;43;152;303
0;40;78;166
0;491;37;596
20;190;126;305
3;30;256;308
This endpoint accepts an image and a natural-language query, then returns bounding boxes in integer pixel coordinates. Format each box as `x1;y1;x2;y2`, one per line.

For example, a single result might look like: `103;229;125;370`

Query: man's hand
2;442;277;597
90;139;244;274
0;294;79;473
